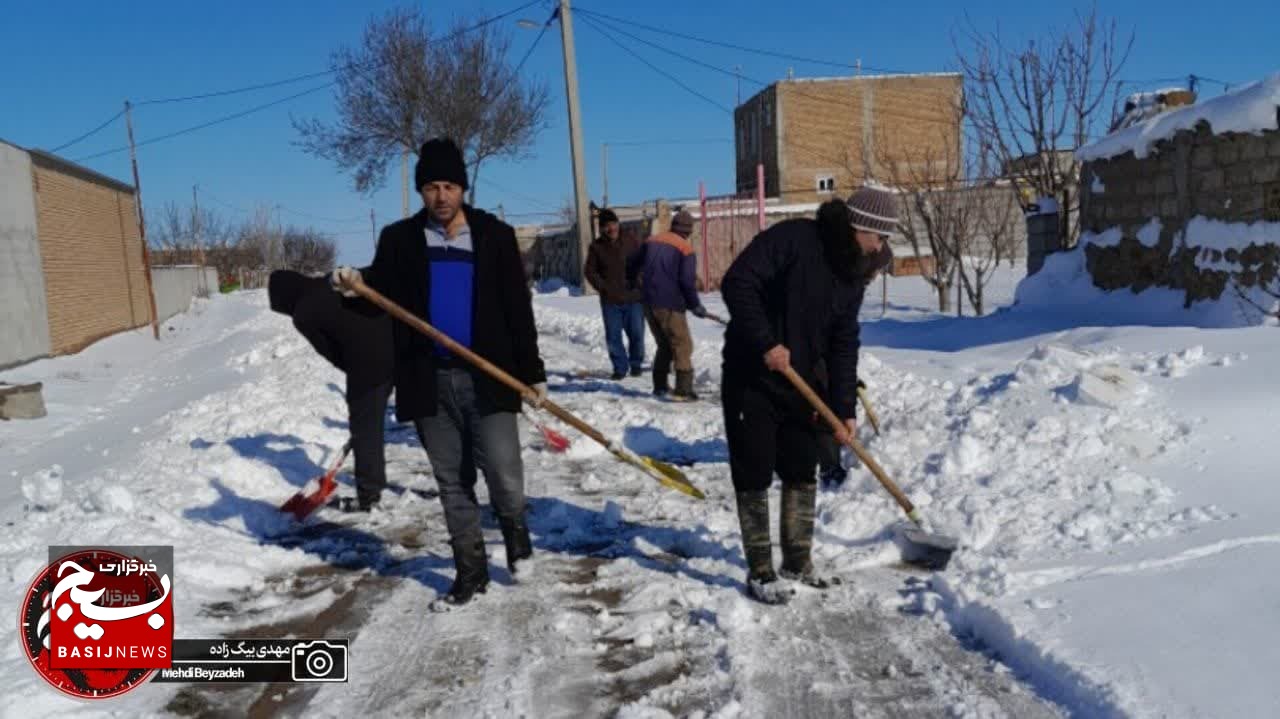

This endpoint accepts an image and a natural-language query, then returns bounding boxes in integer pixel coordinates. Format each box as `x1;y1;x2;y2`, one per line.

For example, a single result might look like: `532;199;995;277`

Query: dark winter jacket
584;234;642;305
626;231;703;312
267;270;393;393
720;217;866;421
360;206;545;421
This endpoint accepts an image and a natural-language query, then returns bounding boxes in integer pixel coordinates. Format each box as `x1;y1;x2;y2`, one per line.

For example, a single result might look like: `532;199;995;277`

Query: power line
510;9;554;79
575;5;907;75
202;189;365;224
479;176;561;211
73;82;335;163
132;0;543;107
579;14;732;113
606;138;731;147
581;12;965;131
48;109;126;154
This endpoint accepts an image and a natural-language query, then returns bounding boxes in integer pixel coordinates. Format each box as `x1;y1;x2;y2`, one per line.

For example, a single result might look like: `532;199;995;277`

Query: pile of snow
1080;72;1280;161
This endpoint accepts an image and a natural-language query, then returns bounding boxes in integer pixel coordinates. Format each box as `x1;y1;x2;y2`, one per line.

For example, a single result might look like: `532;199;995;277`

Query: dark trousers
645;307;694;379
414;368;525;548
347;380;392;505
602;302;645;375
722;373;818;492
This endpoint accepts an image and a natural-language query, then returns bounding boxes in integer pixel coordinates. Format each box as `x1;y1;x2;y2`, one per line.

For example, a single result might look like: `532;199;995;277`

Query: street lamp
518;1;593;292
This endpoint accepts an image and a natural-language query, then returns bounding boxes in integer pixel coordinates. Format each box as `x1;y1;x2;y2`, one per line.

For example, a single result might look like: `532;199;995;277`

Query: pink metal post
699;181;709;289
756;163;766;230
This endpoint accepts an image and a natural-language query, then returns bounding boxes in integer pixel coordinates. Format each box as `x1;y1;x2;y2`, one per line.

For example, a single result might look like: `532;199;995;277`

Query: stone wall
1081;119;1280;306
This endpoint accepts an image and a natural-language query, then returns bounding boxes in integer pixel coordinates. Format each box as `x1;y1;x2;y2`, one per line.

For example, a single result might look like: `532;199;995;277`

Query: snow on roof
1079;72;1280;162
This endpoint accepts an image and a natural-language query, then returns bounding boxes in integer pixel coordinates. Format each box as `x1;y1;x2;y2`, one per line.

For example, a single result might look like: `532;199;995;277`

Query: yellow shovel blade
612;448;706;499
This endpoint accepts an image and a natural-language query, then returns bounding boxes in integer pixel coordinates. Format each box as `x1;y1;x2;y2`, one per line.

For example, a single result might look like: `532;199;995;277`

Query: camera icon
291;640;347;682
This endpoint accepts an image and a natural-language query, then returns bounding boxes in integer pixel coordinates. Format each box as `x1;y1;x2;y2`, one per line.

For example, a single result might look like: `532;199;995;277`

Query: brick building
734;73;963;202
0;139;158;368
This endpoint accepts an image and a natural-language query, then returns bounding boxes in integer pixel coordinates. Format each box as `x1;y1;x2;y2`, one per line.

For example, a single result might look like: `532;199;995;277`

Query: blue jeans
602;302;645;375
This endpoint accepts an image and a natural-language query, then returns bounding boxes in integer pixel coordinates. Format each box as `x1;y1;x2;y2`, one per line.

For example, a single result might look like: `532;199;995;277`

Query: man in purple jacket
627;210;708;400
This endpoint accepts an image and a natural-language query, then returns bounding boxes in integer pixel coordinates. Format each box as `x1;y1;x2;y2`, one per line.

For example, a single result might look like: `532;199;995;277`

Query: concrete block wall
0;142;52;368
151;266;218;323
1081;121;1280;305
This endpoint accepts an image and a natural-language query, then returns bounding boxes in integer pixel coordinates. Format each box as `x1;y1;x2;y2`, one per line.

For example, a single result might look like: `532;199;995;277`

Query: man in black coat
267;270;393;511
719;186;898;603
331;138;547;608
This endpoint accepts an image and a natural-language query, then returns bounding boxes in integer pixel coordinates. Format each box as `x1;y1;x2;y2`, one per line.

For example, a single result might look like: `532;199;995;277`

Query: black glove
691;305;709;318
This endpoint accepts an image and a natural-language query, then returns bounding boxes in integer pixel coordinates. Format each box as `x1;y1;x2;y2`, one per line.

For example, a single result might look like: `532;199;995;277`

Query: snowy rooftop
1079;72;1280;162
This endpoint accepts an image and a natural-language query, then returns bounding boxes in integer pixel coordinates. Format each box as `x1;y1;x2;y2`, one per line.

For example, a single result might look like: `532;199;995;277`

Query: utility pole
370;208;377;253
601;142;609;209
734;65;742;106
557;0;594;292
497;203;506;222
123;100;160;340
401;147;410;218
192;184;206;294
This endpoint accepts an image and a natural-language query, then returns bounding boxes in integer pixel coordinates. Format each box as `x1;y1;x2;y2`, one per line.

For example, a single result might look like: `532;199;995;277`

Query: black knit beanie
415;138;469;191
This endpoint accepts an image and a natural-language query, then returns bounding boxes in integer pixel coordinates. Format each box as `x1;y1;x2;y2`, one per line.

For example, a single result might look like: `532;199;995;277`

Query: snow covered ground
1;259;1276;717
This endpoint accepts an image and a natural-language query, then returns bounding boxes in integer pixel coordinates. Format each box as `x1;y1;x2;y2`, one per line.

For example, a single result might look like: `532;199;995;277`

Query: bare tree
955;5;1132;247
236;205;284;270
955;185;1021;315
280;228;338;274
876;133;967;314
427;19;550;205
148;202;233;251
294;8;549;204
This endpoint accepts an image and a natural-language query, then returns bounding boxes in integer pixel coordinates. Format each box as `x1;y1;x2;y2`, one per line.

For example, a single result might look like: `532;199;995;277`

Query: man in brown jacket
584;209;645;380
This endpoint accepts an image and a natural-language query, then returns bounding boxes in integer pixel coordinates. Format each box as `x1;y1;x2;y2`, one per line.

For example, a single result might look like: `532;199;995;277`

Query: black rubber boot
673;370;699;401
499;516;533;574
780;484;836;589
653;370;670;397
736;491;791;605
437;538;490;609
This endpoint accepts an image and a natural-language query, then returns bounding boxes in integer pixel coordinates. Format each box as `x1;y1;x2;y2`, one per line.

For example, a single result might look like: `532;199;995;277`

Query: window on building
816;175;836;194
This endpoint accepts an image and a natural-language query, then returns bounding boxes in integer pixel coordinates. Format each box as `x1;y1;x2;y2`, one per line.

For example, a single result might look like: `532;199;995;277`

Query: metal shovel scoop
781;366;958;570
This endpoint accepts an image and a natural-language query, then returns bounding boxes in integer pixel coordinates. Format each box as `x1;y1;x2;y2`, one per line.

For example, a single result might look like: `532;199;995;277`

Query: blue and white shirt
425;219;474;358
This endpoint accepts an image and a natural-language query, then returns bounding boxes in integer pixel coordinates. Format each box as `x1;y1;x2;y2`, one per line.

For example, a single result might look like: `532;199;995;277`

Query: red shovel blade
539;424;571;453
280;443;350;520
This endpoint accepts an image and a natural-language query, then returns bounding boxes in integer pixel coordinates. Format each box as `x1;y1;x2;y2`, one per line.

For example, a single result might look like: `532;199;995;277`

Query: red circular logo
18;549;160;700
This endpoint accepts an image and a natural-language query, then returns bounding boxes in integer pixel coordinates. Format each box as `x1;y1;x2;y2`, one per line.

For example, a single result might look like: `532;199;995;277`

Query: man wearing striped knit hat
719;185;899;604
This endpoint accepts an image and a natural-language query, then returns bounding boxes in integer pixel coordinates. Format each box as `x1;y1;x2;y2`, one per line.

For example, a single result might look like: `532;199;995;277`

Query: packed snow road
160;315;1061;719
1;289;1062;718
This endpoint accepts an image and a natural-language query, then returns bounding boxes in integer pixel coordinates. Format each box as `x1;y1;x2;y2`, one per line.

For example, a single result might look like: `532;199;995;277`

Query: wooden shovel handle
347;279;613;449
780;365;916;516
857;386;882;436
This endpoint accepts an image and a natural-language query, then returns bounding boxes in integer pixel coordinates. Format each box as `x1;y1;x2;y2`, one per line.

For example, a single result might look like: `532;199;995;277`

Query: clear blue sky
3;0;1275;265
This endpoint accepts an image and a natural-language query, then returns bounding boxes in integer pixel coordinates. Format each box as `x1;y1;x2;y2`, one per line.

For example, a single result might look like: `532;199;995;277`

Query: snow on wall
1015;215;1280;327
1080;73;1280;161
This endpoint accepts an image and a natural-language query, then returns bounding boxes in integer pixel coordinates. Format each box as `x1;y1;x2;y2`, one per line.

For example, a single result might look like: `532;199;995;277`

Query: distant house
734;73;964;202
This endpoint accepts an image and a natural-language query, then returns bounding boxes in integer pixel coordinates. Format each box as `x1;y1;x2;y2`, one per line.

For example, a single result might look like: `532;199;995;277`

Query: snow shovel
280;440;352;520
525;412;571;452
344;277;705;500
780;366;956;570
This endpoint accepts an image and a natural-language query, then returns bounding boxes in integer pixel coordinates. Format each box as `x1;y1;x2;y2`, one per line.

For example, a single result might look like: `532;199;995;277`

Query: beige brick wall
736;74;962;203
32;163;151;355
